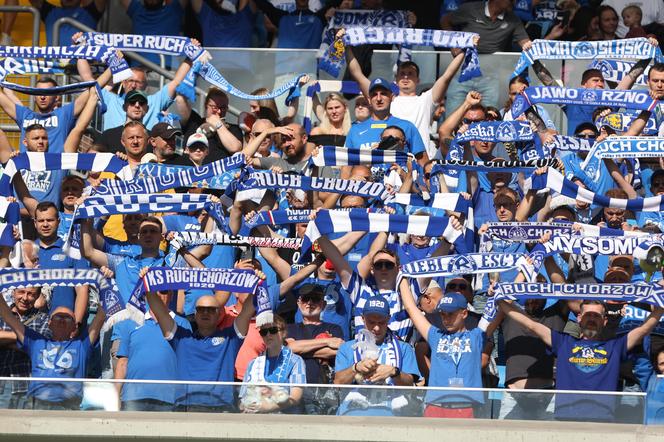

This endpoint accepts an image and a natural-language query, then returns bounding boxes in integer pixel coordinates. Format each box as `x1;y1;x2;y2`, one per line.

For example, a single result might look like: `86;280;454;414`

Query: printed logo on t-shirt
436;335;472;365
40;346;78;371
51;254;66;262
568;345;609;373
23;115;59;128
211;336;226;346
22;170;52;193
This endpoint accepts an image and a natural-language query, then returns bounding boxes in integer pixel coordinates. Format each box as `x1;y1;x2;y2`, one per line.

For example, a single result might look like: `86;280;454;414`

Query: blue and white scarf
186;61;305;105
581;137;664;173
528;167;664;212
164;231;303;266
546;135;594;152
511;86;658;118
0;153;132;196
300;209;461;263
139;267;262;294
0;198;20;247
134;162;234;191
595;111;659;135
589;59;649;87
539;234;657;257
310;146;410;167
482;281;664;323
0;45;131;84
93;153;245;195
81;32;206;62
318;9;409;77
512;38;663;78
454;121;533;143
400;253;536;281
0;58;66;79
240;209;313;236
344;28;481;82
247;346;297;384
73;193;214;219
303;80;360;134
352;329;401;386
480;221;573;245
432;158;556;174
237;170;391;200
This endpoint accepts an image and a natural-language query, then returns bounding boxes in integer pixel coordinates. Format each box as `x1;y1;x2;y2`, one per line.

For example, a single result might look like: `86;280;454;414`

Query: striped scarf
455;121;533;143
400;253;536;281
309;146;410;167
580;137;664;173
303;81;360;134
73;193;214;219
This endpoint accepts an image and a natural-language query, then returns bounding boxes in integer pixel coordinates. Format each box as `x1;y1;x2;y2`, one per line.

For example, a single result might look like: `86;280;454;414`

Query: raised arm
627;306;664;351
80;218;110;268
167;59;194;99
145;290;176;339
12;173;38;219
87;307;106;345
316;235;353;287
399;277;431;341
438;90;481;139
234;291;255;337
430;51;465;104
0;291;24;343
0;88;18;120
344;44;371;98
65;86;99;153
498;300;552;347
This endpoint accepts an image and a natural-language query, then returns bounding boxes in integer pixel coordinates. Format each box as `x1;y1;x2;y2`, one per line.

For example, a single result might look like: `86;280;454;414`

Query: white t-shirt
602;0;664;37
391;89;435;159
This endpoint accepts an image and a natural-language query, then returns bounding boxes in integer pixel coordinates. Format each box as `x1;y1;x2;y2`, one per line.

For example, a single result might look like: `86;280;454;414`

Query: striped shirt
344;272;413;342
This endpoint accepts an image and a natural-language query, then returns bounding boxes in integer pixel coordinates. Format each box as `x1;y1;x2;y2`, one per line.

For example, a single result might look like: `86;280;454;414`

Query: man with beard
498;297;664;421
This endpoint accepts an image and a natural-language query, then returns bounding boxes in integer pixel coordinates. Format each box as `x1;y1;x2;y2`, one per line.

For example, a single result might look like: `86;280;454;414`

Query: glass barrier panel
646;375;664;425
0;377;648;424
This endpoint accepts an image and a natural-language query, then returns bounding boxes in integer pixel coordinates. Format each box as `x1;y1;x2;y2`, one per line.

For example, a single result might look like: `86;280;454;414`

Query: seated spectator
240;315;306;414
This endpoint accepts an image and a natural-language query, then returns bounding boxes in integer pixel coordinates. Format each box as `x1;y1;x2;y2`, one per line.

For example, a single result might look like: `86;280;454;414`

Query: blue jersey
345;116;426;157
117;314;191;404
551;331;627;421
16;103;75;152
425;326;485;405
43;4;100;47
563;104;596;136
103;239;142;258
170;323;244;407
38;238;88;312
100;86;173;131
19;169;66;207
126;0;184;67
343;272;412;342
20;327;92;402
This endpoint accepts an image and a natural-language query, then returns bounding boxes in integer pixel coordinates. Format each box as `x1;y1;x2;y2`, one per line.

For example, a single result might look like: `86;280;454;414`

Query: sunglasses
373;260;396;271
259;326;281;336
300;295;323;304
446;282;468;291
196;306;219;314
462;118;484;125
51;314;75;323
188;144;208;151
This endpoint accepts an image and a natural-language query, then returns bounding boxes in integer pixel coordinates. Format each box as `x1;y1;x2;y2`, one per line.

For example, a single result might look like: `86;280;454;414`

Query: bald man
0;294;105;410
147;289;256;412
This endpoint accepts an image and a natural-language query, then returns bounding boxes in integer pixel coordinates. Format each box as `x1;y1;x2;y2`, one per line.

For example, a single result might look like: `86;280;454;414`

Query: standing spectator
0;287;50;410
441;0;531;113
621;5;648;38
192;0;256;48
30;0;106;46
121;0;185;67
0;295;105;410
602;0;664;38
595;5;620;41
499;294;664;421
285;284;344;414
99;90;149;154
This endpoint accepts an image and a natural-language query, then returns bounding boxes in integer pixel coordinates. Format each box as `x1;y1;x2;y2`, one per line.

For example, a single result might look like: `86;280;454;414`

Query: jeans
28;396;81;411
498;390;555;420
122;399;174;412
0;380;27;410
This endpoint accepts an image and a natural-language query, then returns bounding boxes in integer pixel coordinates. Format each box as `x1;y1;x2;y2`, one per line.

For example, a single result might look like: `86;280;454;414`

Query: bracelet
390;367;401;378
352;362;358;374
215;120;224;130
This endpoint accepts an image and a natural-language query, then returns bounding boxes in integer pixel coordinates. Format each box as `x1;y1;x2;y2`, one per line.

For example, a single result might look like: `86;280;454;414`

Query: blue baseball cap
435;293;468;313
368;77;394;94
363;295;390;317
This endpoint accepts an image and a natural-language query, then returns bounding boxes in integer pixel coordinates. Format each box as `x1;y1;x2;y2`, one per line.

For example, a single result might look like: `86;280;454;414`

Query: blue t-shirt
103;239;143;258
425;326;485;405
116;314;191;403
335;337;420;416
345;116;426;157
390;242;439;265
197;1;255;48
43;4;99;47
551;331;627;421
16;102;76;151
184;245;236;315
170;323;244;406
38;238;89;312
101;86;173;131
127;0;184;67
20;169;66;207
563;104;596;136
20;327;92;402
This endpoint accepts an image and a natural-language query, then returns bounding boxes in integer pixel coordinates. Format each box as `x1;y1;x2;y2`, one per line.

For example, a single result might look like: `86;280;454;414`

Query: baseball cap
435;292;468;313
609;255;635;275
362;295;390;317
150;122;182;139
186;132;209;149
368;77;393;94
124;90;148;105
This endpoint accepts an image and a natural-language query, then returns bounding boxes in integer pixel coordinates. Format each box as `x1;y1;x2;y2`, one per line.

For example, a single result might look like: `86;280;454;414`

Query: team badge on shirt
436;336;472;365
568;345;609;373
211;336;226;346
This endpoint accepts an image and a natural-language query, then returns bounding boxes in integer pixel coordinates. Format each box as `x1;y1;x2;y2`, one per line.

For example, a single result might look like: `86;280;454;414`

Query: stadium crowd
0;0;663;423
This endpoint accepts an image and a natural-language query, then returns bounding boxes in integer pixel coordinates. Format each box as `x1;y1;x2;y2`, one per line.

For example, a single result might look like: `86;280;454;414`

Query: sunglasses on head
259;326;281;336
196;306;219;314
373;260;396;271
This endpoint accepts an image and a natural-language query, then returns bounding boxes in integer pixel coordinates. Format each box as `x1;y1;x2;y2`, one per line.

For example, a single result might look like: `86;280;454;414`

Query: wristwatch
391;367;401;378
215;119;225;130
